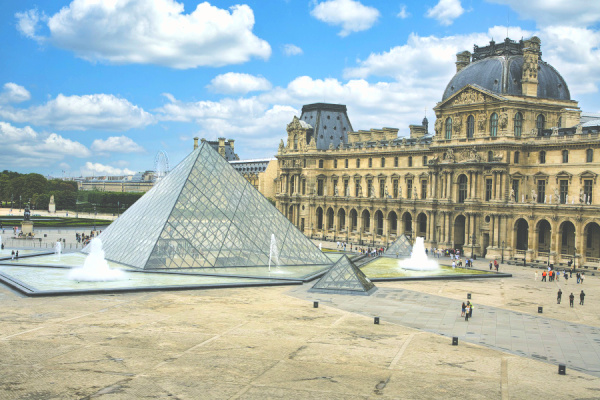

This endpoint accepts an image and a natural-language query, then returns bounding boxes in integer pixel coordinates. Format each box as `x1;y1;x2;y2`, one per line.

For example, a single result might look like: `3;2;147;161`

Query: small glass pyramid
310;255;377;296
83;142;331;270
384;234;412;258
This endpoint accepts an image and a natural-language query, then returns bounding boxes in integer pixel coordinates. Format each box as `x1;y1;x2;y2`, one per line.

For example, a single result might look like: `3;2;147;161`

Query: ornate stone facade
275;37;600;267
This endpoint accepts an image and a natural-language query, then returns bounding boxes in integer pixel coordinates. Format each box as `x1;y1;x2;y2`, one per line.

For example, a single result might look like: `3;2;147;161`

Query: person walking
577;272;581;284
11;250;14;260
489;261;493;270
461;302;466;317
549;270;553;282
569;293;575;307
580;290;585;305
581;273;585;284
557;289;562;304
556;270;560;281
564;271;569;283
542;270;547;282
535;270;538;281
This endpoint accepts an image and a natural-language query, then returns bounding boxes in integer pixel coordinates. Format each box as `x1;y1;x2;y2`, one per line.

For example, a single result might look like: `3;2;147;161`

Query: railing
586;257;600;264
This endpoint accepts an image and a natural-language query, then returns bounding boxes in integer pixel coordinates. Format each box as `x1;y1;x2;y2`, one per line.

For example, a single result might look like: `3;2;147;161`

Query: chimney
193;137;199;150
218;137;226;157
228;139;235;152
456;51;471;73
522;36;541;97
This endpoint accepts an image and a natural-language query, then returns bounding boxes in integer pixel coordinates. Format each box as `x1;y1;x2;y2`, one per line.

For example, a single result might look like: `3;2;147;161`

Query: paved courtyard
1;259;600;399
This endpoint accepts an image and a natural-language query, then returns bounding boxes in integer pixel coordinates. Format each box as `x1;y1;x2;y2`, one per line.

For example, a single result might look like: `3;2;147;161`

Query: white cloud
207;73;272;94
81;162;135;176
0;83;31;104
0;93;154;131
91;136;145;154
310;0;380;37
17;0;271;69
283;44;303;56
0;121;90;168
15;8;44;39
426;0;464;26
487;0;600;27
397;5;410;19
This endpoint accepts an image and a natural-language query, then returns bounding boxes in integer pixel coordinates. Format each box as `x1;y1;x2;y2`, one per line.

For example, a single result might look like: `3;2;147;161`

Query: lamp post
117;201;120;217
471;234;475;259
501;240;505;264
574;246;577;271
547;250;551;269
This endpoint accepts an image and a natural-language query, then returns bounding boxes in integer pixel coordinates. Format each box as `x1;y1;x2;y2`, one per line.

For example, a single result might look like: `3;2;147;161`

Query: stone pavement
290;283;600;377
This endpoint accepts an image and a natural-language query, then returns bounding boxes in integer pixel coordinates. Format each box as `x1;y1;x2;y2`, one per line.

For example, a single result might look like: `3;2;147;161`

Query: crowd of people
75;230;100;246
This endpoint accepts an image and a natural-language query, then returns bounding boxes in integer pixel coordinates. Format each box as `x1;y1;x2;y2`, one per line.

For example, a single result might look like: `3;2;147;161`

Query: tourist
461;302;466;317
577;272;581;284
465;303;470;321
11;250;14;260
557;289;562;304
569;293;575;307
489;261;493;270
468;302;473;318
15;251;18;260
581;273;585;284
580;290;586;305
542;270;547;282
535;271;538;281
564;271;569;283
556;270;560;281
452;260;456;269
548;270;553;282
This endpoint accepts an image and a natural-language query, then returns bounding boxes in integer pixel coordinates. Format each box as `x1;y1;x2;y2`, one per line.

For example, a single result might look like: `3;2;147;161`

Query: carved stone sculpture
499;113;508;129
398;186;402;199
477;113;486;131
531;189;537;203
509;188;515;202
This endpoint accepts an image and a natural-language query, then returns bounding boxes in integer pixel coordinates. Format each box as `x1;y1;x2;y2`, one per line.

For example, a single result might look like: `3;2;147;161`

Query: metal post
471;234;475;259
501;240;505;264
574;246;577;270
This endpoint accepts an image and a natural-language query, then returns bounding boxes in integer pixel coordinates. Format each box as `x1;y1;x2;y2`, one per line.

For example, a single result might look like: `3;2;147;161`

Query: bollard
558;364;566;375
374;317;380;324
313;301;319;308
452;337;458;346
538;306;543;314
467;293;471;300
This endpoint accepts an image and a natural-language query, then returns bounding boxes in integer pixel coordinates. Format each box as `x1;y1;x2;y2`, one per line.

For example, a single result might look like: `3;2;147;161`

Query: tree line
0;171;143;214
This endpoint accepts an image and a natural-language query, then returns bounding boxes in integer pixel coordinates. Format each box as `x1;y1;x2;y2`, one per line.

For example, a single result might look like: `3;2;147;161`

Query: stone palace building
275;37;600;266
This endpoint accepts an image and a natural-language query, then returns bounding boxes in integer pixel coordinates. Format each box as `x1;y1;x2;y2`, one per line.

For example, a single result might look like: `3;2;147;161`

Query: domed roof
442;40;570;102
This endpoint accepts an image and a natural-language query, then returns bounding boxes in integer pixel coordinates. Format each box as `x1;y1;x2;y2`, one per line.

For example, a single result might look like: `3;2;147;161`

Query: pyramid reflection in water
83;142;331;270
310;255;377;296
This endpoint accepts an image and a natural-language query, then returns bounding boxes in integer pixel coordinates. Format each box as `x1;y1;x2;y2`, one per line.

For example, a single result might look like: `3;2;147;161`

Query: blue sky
1;0;599;177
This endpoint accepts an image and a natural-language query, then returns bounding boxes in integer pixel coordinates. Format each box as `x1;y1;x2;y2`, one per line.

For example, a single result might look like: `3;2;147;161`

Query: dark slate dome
442;39;570;102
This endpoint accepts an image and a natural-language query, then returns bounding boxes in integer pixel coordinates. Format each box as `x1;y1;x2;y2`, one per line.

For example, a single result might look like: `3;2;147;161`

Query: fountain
54;241;62;257
268;234;280;272
398;237;439;271
68;238;125;281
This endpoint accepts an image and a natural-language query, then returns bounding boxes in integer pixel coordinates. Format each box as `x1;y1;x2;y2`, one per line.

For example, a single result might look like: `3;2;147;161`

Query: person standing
581;273;585;284
580;290;585;305
489;261;493;270
465;303;470;321
556;270;560;281
461;302;466;317
469;302;474;318
569;293;575;307
535;270;538;281
564;271;569;283
548;270;553;282
577;272;581;284
557;289;562;304
452;260;456;269
542;270;547;282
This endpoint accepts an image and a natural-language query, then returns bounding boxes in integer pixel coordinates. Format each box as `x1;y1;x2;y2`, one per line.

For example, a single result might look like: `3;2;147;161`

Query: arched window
488;151;494;162
539;151;546;164
458;175;468;203
536;114;545;136
445;117;452;139
316;208;323;230
587;149;594;163
467;115;474;138
514;112;523;137
562;150;569;163
490;113;498;137
514;151;520;164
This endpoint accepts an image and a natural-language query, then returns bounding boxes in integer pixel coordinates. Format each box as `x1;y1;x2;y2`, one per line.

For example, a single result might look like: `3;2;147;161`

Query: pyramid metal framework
384;234;412;257
309;255;377;296
82;142;331;270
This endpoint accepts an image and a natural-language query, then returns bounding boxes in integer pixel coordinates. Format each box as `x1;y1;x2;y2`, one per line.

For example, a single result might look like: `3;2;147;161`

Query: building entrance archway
453;215;466;251
559;221;576;256
515;219;529;251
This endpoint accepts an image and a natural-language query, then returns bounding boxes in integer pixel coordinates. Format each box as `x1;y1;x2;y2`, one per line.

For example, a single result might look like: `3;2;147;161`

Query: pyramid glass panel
384;234;413;257
310;255;376;295
84;142;331;270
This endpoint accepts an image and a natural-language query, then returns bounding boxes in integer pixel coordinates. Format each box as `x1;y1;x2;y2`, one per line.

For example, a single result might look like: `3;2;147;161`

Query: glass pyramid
82;142;331;270
309;255;377;296
384;234;412;258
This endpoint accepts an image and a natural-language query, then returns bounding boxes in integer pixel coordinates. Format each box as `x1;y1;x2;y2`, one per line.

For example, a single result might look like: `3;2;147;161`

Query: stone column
468;172;473;199
465;213;471;245
491;215;496;247
447;213;453;244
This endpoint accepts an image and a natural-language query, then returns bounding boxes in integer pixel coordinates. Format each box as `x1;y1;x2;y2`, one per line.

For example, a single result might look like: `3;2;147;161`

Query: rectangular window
300;218;305;232
421;180;427;199
485;179;493;201
317;179;324;196
356;159;360;168
537;180;546;203
355;180;360;197
584;179;593;203
344;180;349;197
302;179;306;195
538;180;546;203
318;159;324;168
394;157;399;167
367;180;373;197
334;159;338;168
422;156;427;166
408;157;413;167
407;179;413;199
380;180;385;198
381;158;385;168
393;179;398;198
514;151;520;164
345;159;349;168
560;180;568;204
512;180;519;202
332;179;338;196
303;159;307;168
368;158;373;168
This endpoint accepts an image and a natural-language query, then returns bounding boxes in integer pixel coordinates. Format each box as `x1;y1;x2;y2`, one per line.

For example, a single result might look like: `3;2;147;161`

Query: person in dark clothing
569;293;575;307
580;290;585;305
557;289;562;304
